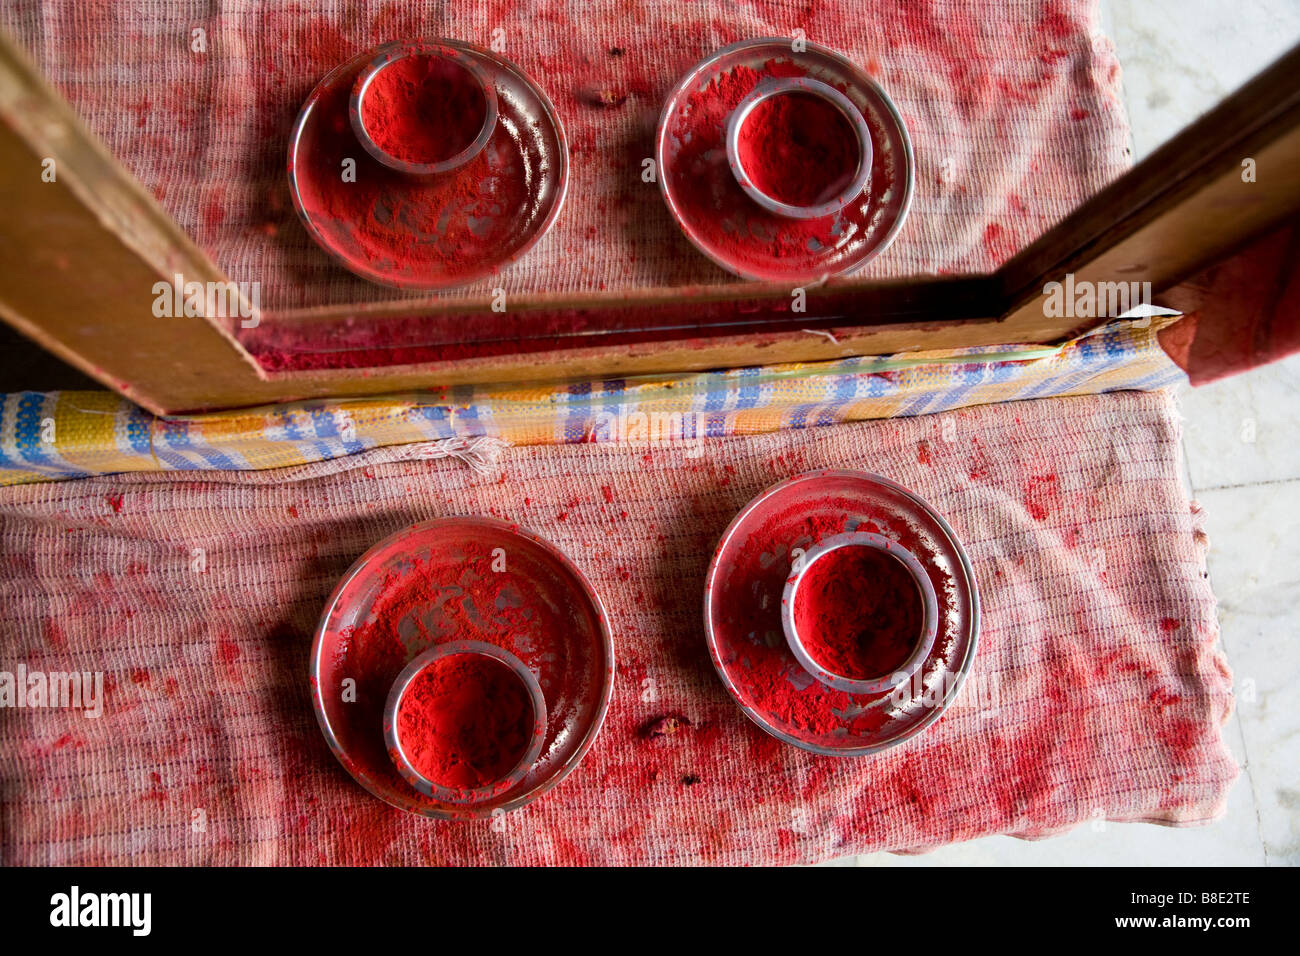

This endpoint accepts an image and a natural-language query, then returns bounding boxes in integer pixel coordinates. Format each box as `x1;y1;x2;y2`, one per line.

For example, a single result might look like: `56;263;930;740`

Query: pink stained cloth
0;391;1235;865
0;0;1130;311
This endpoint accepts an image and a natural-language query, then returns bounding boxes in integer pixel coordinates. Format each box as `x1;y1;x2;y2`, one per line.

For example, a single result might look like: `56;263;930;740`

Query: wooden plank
0;31;267;416
996;44;1300;331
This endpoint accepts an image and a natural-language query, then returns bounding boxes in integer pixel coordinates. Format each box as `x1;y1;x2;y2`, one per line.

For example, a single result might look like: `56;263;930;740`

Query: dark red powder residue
662;58;896;279
360;55;487;165
737;92;857;207
239;292;810;370
794;546;922;679
395;653;531;790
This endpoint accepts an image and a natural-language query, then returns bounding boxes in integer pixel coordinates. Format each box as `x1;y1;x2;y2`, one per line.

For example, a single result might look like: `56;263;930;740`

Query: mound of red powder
737;91;858;207
361;54;487;165
793;545;923;680
396;653;533;791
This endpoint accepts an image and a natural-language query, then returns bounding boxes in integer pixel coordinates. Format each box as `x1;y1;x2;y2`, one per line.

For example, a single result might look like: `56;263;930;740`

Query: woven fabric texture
0;390;1235;865
0;316;1181;485
0;0;1130;310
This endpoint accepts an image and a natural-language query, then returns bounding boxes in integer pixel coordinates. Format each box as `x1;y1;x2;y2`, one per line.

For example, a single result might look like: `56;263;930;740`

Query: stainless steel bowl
781;531;939;695
724;76;874;220
348;40;498;177
383;640;548;804
656;37;915;283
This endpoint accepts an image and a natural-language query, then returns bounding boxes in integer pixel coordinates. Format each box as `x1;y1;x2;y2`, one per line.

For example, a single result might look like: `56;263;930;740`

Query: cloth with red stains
0;390;1235;865
0;0;1129;311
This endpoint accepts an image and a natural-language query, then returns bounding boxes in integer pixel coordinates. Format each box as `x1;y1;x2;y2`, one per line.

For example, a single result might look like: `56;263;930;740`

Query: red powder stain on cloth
793;547;923;679
966;437;992;480
44;619;67;649
395;653;531;790
203;194;226;229
982;222;1020;264
359;54;488;165
49;733;82;753
333;804;401;867
216;638;242;681
736;91;857;207
141;771;168;805
1024;472;1059;521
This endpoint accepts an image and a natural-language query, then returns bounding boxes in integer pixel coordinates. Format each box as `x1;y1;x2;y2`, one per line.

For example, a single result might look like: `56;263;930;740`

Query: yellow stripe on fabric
0;316;1185;485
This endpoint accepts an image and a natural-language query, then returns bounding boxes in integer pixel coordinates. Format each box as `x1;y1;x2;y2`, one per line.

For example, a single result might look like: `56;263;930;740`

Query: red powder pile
715;509;889;736
737;92;857;207
793;546;923;679
396;653;532;790
361;55;487;165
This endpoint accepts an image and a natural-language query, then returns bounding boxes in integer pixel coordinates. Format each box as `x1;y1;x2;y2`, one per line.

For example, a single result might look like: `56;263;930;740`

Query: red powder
360;55;487;165
793;546;922;679
715;510;878;737
395;653;532;790
737;92;857;207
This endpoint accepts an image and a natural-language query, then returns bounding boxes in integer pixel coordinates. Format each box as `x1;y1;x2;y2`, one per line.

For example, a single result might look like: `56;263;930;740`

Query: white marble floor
838;0;1300;866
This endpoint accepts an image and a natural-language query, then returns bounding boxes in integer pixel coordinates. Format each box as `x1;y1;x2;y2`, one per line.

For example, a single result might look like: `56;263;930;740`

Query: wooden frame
2;31;1299;416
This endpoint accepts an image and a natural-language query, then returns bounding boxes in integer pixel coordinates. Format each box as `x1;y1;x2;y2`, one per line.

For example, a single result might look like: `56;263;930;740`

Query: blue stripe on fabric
702;373;729;412
411;402;454;439
153;419;241;470
561;381;591;442
123;404;153;457
735;366;762;409
13;394;55;469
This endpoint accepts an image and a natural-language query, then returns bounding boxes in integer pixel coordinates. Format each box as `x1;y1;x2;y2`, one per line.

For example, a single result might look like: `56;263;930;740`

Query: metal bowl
781;531;939;695
657;37;915;283
288;39;568;290
704;470;980;757
349;41;499;177
383;640;548;803
725;76;874;220
311;517;613;819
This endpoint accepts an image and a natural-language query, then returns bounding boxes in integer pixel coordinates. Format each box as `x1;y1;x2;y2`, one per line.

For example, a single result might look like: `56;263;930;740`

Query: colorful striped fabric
0;316;1183;486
